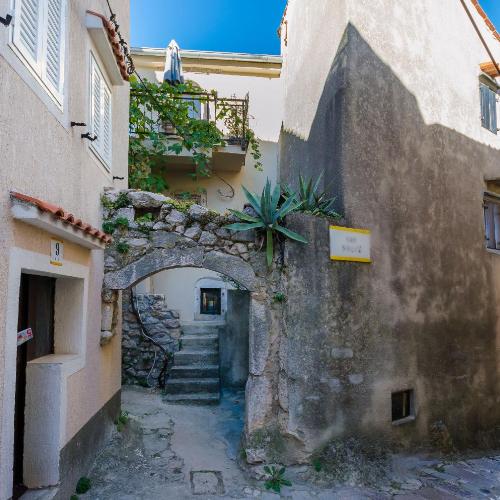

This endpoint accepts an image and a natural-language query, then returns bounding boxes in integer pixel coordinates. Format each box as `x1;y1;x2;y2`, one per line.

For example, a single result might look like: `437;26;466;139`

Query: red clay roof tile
10;191;112;245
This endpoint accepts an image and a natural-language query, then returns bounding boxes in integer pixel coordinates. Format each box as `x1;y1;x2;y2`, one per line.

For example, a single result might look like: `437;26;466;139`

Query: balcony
130;90;250;173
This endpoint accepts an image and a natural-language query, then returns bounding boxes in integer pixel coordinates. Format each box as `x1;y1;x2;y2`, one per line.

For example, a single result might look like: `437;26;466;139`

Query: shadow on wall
279;23;500;454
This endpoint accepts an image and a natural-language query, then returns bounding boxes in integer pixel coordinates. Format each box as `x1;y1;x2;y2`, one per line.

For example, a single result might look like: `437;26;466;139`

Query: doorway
13;274;55;498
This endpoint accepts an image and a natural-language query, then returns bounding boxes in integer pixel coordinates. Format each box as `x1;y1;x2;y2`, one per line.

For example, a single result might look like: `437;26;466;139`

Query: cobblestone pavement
82;386;500;499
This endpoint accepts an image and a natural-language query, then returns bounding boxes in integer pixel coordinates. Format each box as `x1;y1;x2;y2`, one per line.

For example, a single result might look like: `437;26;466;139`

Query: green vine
129;76;262;191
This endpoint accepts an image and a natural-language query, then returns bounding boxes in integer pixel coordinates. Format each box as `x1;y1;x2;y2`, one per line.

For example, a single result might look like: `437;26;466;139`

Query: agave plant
226;179;307;267
285;173;341;218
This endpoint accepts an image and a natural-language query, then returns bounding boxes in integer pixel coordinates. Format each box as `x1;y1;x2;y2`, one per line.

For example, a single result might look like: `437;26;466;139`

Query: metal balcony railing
130;90;250;151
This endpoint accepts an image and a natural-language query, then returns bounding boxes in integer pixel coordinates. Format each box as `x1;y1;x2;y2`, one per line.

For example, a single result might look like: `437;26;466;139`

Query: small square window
200;288;221;315
392;389;414;422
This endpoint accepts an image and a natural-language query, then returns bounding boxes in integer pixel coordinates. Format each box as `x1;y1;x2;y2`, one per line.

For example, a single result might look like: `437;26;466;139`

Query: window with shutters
11;0;66;103
480;81;498;134
483;195;500;251
89;54;113;170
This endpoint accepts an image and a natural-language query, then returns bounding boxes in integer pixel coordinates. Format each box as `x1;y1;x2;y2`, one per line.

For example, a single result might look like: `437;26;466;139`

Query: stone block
348;373;364;385
231;229;255;242
151;231;181;249
184;225;202;240
199;231;218;245
113;207;134;223
188;204;208;221
331;347;353;359
101;303;114;331
165;209;187;225
215;227;231;239
128;191;168;208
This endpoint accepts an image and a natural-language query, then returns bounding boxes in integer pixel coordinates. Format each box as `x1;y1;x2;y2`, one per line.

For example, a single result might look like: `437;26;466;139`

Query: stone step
164;392;220;405
181;323;224;335
174;350;219;366
169;364;220;379
164;377;220;394
180;334;219;349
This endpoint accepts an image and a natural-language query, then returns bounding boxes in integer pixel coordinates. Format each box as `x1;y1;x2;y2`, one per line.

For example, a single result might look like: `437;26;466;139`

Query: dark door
13;274;55;498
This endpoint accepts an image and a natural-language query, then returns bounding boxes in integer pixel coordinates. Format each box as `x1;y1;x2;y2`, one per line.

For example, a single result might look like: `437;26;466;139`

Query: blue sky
130;0;287;54
131;1;500;55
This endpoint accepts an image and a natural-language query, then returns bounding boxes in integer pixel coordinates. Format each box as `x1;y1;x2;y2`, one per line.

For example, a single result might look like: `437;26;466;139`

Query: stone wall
122;291;181;386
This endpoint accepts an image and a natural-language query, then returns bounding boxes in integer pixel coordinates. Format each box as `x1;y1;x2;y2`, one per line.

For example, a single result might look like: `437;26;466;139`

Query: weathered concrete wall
278;0;500;457
221;290;250;388
122;292;181;386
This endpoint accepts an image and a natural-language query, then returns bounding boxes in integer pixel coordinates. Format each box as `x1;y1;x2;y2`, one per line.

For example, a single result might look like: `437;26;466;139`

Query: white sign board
50;239;64;266
330;226;371;263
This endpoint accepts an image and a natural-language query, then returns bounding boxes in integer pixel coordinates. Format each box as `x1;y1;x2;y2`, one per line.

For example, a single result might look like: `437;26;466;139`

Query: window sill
392;415;416;426
486;248;500;256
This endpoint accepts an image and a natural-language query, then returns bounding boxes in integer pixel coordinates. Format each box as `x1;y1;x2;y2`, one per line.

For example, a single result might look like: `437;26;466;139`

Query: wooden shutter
13;0;42;69
102;85;112;165
43;0;64;93
481;84;490;131
490;88;498;135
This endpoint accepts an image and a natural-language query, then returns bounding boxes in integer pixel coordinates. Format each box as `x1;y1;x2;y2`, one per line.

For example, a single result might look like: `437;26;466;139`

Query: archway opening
122;266;250;406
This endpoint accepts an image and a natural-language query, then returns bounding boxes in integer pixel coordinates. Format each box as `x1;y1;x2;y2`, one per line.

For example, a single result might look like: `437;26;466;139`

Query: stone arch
100;190;278;441
104;247;262;292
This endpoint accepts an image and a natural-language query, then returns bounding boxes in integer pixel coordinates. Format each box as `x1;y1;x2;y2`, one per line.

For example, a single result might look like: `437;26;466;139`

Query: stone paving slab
83;387;500;499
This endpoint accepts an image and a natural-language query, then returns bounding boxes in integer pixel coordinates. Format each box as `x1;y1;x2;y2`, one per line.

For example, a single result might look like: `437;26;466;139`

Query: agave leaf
282;479;292;486
276;194;300;219
264;466;271;474
226;222;264;231
271;183;281;214
227;209;260;223
242;186;263;217
275;225;308;243
266;228;274;267
279;467;286;475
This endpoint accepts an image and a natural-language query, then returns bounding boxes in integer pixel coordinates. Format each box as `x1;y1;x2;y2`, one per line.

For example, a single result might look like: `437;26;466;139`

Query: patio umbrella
163;39;184;84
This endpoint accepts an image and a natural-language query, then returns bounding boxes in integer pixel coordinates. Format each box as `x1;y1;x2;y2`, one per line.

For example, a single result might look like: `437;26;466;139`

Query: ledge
86;11;128;85
11;199;106;250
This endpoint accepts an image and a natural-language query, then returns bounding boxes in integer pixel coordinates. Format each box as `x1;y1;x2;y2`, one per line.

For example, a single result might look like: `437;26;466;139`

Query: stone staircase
165;322;222;405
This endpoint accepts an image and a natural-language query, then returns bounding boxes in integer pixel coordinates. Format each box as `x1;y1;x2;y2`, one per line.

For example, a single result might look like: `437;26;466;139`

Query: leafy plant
70;495;79;500
114;192;130;209
284;173;341;218
226;179;307;267
273;292;286;303
102;221;115;235
312;458;323;472
115;410;129;432
263;465;291;493
114;217;130;229
128;76;262;191
75;477;91;494
116;241;130;254
135;213;153;224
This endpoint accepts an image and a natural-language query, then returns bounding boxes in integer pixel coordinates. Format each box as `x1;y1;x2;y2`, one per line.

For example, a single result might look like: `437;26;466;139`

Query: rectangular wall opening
391;389;414;423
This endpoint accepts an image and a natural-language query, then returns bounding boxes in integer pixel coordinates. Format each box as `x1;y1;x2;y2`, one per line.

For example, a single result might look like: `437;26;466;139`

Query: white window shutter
13;0;42;69
102;86;112;164
43;0;64;93
91;60;102;151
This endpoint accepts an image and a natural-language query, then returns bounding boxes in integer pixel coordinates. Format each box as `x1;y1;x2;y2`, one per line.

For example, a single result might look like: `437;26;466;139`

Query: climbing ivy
129;77;262;192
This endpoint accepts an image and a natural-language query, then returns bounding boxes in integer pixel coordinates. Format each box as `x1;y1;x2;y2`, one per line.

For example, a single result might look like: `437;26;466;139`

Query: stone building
0;0;129;497
277;0;500;457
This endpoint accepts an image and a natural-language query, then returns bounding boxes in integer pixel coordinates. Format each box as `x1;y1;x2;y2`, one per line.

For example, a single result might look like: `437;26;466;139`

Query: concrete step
164;392;220;405
170;364;219;379
164;377;220;395
180;334;218;350
174;350;219;366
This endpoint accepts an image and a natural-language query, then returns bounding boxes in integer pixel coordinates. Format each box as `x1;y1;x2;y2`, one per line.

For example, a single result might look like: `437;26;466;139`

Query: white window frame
9;0;66;106
89;52;113;171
